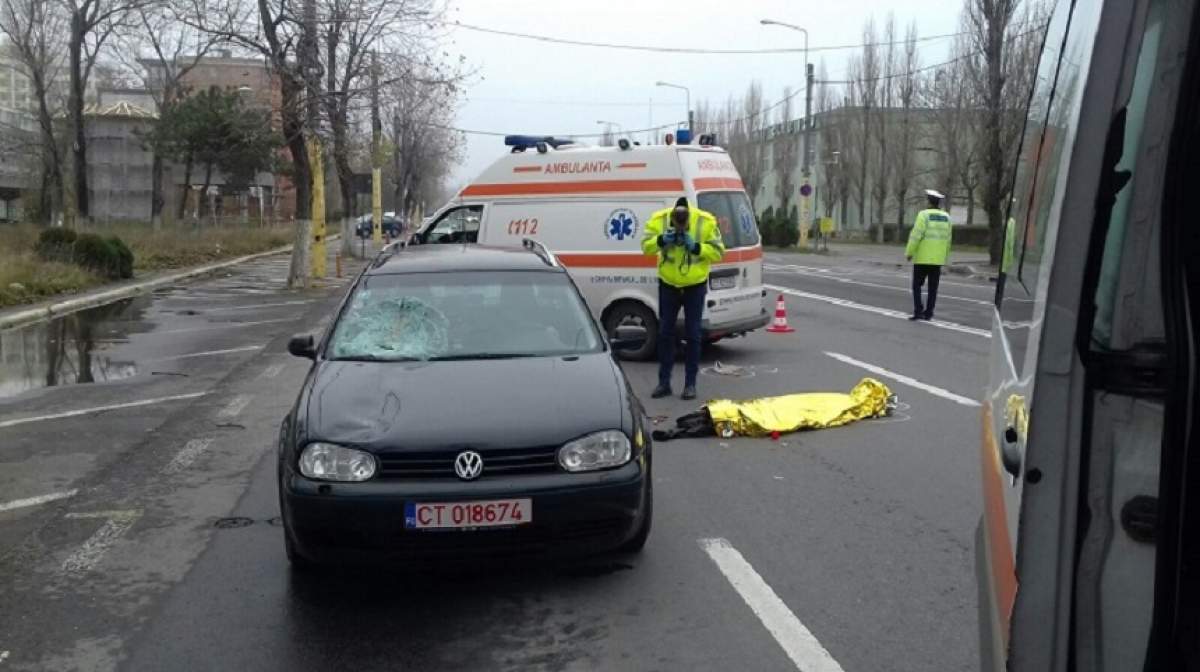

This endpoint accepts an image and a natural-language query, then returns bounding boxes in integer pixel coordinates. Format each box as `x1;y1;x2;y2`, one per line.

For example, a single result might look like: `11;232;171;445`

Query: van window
421;205;483;244
696;192;760;248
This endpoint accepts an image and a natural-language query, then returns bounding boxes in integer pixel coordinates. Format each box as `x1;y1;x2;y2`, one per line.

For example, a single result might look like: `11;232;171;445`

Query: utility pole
799;61;814;247
371;50;383;248
302;0;326;279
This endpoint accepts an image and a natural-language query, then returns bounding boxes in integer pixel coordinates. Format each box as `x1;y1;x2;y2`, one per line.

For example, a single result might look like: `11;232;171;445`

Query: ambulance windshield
697;191;761;248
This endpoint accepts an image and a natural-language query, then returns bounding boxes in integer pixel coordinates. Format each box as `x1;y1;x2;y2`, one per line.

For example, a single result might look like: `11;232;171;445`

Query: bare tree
964;0;1044;262
771;87;798;230
888;21;920;234
61;0;147;223
844;18;879;233
868;14;895;242
384;63;461;217
729;81;767;205
1;0;67;224
117;1;223;228
815;62;850;223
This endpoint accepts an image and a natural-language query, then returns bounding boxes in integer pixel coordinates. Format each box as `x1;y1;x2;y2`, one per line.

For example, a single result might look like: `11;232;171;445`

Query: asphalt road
0;246;994;672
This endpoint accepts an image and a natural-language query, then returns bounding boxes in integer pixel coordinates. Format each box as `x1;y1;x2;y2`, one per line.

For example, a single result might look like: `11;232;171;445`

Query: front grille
376;446;560;479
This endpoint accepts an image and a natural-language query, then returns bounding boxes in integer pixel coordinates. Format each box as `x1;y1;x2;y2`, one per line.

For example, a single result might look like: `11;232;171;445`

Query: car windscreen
327;271;604;361
697;191;760;249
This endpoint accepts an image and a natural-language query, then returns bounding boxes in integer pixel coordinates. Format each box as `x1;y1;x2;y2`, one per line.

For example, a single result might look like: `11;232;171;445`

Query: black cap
674;197;688;209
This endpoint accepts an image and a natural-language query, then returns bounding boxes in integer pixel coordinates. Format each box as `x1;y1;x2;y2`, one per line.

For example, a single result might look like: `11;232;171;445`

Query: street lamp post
655;80;691;132
761;18;814;247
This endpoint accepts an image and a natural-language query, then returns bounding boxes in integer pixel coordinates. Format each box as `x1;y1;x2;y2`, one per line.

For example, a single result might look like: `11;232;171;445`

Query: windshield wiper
330;354;424;362
427;353;539;361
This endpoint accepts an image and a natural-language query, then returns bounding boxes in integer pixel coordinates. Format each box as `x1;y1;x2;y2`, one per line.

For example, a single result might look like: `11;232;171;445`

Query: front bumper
281;456;649;563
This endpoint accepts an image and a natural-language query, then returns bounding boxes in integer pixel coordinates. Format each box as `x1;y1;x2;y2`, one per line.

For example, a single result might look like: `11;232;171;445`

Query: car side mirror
610;325;648;352
287;333;317;360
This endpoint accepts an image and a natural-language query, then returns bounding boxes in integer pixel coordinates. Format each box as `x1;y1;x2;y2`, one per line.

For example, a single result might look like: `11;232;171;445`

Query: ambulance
411;135;769;360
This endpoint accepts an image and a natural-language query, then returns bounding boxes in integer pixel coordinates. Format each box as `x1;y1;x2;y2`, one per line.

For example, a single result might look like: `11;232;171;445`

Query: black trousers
912;264;942;318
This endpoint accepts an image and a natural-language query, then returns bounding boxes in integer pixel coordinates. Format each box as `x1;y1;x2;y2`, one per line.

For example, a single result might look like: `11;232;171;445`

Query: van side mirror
287;333;317;360
610;325;648;352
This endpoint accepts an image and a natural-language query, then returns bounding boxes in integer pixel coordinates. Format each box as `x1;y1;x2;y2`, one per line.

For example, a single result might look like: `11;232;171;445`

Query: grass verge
0;222;293;308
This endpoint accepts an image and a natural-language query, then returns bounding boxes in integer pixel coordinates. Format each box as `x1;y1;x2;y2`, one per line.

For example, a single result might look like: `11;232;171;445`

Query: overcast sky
441;0;962;190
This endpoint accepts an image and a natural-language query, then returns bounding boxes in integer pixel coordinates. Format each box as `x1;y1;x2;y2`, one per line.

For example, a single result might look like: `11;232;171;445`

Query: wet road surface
0;248;990;671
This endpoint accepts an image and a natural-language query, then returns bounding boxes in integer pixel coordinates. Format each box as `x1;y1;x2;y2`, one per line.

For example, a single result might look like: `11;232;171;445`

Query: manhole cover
213;516;254;529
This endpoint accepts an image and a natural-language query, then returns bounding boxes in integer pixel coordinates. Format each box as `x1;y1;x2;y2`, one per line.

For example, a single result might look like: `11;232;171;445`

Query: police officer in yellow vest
642;197;725;400
905;189;953;321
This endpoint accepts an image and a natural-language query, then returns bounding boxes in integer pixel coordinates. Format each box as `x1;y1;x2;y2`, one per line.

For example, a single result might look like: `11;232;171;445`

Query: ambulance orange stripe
512;166;542;173
981;402;1018;641
461;179;685;197
693;177;745;191
617;162;647;169
556;246;762;268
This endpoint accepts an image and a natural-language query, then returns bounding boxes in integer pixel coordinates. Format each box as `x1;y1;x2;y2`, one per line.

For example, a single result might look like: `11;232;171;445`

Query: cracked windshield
4;0;1200;670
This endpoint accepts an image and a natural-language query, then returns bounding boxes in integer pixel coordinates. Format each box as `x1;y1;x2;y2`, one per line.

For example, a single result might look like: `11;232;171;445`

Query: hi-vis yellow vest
905;208;953;266
641;207;725;288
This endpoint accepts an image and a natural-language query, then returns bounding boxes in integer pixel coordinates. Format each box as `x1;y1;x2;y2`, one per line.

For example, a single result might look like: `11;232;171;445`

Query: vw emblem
453;450;484;481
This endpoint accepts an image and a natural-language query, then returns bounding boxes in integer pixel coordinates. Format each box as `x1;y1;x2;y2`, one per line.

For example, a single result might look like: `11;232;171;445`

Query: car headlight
298;442;377;482
558;430;631;472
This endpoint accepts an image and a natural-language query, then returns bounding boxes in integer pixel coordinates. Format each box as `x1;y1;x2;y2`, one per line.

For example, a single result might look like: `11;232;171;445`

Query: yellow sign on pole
820;217;835;234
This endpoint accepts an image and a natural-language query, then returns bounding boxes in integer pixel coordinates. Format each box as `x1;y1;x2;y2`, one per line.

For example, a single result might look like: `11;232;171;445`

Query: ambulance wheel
604;301;658;362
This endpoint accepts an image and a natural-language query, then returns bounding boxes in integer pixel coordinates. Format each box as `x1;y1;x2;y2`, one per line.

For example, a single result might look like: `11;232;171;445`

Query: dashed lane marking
0;392;207;430
150;345;263;361
217;394;251;419
700;538;845;672
0;489;79;514
162;439;214;475
824;351;981;407
765;284;991;339
153;318;297;336
764;264;992;305
259;363;286;379
61;510;141;574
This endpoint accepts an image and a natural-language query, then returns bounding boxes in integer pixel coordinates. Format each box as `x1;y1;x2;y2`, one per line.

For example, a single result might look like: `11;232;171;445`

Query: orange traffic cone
766;293;795;333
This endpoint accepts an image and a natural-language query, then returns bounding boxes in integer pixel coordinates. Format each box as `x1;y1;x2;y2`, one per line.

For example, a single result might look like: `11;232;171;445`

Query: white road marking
0;650;8;663
162;438;214;474
153;317;296;336
764;264;992;305
824;351;981;407
765;284;991;338
150;345;263;361
259;362;286;379
206;300;313;312
0;392;207;429
700;538;845;672
0;489;78;514
217;394;251;419
61;510;140;573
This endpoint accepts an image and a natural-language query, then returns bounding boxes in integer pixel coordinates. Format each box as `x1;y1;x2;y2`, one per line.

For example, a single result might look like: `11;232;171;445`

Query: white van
412;137;769;359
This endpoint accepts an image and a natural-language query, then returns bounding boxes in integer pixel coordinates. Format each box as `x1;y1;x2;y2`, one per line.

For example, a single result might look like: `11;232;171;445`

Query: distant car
278;242;653;567
355;213;403;239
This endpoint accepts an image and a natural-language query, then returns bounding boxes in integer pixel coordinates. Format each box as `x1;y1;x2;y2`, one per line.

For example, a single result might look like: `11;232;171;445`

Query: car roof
366;244;564;275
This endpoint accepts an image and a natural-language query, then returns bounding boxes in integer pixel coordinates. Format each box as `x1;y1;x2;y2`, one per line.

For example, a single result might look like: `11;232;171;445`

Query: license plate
710;275;736;290
404;499;532;530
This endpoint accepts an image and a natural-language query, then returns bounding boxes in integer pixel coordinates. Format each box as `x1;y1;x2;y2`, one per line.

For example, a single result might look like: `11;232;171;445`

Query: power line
442;20;964;55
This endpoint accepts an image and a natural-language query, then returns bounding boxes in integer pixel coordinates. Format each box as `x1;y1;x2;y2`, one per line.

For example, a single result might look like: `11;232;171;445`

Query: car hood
302;353;628;452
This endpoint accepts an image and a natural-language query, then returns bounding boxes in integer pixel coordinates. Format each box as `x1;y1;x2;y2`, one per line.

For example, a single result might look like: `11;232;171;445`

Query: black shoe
681;385;697;401
908;314;921;321
920;313;933;321
651;384;672;399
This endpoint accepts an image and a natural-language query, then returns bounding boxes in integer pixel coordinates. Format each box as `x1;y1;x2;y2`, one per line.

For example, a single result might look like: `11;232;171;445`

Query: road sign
799;183;813;197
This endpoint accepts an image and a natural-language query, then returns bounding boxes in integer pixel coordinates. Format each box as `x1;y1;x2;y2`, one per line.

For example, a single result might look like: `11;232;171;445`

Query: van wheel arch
602;300;658;362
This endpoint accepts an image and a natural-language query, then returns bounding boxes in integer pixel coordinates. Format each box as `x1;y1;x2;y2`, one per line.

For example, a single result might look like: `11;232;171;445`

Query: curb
0;244;294;332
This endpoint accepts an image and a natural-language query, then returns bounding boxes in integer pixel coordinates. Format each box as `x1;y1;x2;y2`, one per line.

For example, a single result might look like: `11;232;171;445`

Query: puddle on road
0;297;149;399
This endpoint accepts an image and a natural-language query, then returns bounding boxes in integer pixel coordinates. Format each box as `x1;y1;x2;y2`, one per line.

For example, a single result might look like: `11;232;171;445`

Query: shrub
73;233;123;279
106;236;135;279
35;227;78;263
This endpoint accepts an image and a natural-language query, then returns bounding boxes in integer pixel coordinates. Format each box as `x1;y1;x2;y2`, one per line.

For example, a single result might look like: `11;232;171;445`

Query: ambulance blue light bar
504;135;575;150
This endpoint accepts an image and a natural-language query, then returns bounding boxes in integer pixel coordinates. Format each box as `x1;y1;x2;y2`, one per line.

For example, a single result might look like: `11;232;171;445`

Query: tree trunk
178;154;193;222
282;89;312;289
68;11;88;224
199;162;213;224
151;153;165;229
967;187;976;226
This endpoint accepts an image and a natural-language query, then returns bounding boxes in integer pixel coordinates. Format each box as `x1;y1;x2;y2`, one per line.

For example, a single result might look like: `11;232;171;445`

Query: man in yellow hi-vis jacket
642;197;725;400
905;189;953;321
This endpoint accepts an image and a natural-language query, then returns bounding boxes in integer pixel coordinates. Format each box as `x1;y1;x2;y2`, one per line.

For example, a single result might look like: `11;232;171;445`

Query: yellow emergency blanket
706;378;894;438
